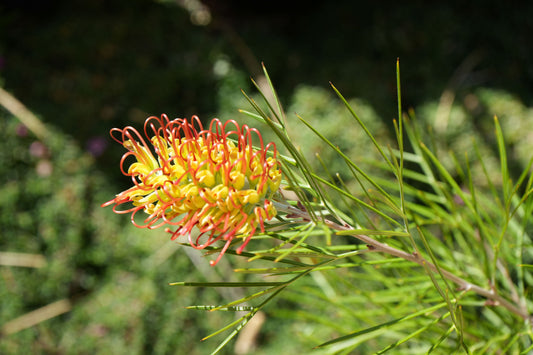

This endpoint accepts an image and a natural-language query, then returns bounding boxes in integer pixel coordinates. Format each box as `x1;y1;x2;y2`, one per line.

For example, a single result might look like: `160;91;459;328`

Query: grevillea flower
102;114;282;265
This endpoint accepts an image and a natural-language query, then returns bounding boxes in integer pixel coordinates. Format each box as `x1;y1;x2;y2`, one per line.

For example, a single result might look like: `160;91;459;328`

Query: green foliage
173;66;533;354
3;62;533;354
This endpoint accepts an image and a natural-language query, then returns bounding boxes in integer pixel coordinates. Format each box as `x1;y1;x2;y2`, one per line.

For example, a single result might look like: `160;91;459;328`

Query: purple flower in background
16;124;28;137
29;141;48;158
86;136;108;157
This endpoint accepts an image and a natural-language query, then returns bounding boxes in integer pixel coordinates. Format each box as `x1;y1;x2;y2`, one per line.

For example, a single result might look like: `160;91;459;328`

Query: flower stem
274;201;532;324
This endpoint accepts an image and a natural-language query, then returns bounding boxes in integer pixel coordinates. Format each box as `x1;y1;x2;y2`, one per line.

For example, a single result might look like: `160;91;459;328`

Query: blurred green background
1;1;533;353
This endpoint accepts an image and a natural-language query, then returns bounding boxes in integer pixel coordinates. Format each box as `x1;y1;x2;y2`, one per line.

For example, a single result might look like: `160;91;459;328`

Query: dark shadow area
2;0;533;142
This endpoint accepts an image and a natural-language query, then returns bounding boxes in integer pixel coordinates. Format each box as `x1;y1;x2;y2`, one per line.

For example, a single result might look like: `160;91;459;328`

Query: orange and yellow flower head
102;114;282;265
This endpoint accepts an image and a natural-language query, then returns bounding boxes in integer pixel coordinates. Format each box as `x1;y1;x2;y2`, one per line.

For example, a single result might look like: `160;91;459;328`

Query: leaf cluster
177;64;533;354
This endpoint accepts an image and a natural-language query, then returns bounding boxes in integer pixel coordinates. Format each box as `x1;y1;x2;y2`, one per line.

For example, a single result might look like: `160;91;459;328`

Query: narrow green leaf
208;285;285;312
418;142;494;247
402;114;447;202
494;116;511;206
204;312;250;342
464;151;479;217
499;332;521;354
521;343;533;354
186;305;256;312
237;108;283;130
473;137;501;207
426;324;455;354
186;243;311;267
333;170;382;229
168;281;285;287
415;224;461;333
235;261;398;275
509;155;533;220
265;226;337;257
396;58;403;143
296;112;396;206
375;311;450;354
260;62;286;127
315;153;356;226
330;82;395;171
335;229;410;237
315;302;448;348
234;266;312;274
274;226;319;262
310;172;402;227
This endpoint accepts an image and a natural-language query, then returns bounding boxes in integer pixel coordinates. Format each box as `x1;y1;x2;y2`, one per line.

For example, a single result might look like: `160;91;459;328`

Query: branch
274;201;532;324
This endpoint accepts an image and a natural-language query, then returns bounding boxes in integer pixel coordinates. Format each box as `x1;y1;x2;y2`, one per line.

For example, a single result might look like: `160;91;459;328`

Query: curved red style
102;114;281;265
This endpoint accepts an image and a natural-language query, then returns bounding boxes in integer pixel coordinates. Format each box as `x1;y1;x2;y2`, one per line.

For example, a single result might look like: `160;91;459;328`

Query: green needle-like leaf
315;302;449;348
335;229;410;237
330;83;395;172
168;281;285;287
